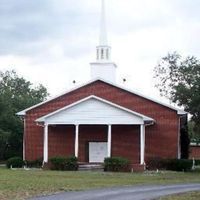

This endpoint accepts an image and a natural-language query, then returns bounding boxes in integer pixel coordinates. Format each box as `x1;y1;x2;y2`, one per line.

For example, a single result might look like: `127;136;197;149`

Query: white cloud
0;0;199;104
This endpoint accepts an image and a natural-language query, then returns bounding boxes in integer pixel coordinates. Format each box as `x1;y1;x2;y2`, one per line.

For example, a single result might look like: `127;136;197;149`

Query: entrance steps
78;163;104;171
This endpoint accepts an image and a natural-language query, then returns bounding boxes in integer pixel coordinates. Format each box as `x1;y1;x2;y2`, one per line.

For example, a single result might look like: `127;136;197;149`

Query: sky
0;0;200;104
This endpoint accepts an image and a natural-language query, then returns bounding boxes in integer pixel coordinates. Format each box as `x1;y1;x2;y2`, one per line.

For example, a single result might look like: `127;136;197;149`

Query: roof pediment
36;95;154;125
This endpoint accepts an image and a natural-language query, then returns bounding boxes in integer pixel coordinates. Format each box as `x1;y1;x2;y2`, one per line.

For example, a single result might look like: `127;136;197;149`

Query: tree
154;52;200;157
0;70;49;160
0;129;10;160
188;120;200;144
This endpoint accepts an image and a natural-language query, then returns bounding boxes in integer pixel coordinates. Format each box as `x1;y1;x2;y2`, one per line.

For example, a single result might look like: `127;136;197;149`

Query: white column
75;125;79;158
43;123;48;163
23;118;26;161
140;124;145;165
107;125;112;157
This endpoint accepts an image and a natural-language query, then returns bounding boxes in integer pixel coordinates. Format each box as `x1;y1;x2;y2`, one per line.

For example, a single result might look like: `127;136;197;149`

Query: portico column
43;123;48;163
140;124;145;165
107;125;112;157
23;118;26;161
75;125;79;158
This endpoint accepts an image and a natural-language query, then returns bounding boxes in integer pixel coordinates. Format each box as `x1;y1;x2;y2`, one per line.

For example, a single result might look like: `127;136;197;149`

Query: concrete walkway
30;183;200;200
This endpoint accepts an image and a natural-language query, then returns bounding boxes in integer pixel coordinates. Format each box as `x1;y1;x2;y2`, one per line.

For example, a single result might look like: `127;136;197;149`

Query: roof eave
177;110;188;115
16;111;26;116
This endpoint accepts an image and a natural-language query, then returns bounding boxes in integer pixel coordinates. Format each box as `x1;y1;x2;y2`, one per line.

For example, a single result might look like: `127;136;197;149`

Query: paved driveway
30;184;200;200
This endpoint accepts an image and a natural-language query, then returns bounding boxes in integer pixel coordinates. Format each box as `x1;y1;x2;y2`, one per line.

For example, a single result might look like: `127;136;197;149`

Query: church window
101;49;104;59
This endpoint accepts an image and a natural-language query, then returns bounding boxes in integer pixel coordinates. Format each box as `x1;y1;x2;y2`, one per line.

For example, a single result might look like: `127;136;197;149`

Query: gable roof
17;78;187;116
36;95;154;125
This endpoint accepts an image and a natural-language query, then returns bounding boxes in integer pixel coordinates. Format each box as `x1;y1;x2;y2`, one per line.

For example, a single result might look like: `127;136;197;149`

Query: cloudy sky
0;0;200;103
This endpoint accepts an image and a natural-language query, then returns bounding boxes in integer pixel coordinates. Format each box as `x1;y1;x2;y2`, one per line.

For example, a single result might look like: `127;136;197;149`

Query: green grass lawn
157;192;200;200
0;167;200;200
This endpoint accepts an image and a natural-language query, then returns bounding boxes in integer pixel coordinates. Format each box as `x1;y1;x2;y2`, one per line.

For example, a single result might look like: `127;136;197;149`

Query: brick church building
17;0;187;170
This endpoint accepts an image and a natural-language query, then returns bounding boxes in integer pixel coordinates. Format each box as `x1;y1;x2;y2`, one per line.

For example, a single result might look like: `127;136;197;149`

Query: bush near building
6;157;24;168
104;157;130;172
147;158;193;172
50;156;78;171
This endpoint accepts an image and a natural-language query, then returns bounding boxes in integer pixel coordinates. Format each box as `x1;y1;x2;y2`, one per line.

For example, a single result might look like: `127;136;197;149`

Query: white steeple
90;0;117;83
99;0;108;46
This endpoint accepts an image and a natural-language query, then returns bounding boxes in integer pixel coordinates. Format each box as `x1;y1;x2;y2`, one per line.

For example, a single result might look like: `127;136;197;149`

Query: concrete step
78;164;104;171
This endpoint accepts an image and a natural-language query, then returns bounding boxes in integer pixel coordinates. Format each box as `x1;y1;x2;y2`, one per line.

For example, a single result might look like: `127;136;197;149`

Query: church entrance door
89;142;107;163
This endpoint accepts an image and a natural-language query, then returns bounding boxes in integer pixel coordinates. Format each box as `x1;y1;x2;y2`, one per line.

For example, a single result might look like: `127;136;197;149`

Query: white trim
190;143;200;147
90;62;117;68
107;125;112;157
17;78;186;116
140;124;145;165
23;117;26;161
43;124;48;163
75;125;79;158
35;95;154;123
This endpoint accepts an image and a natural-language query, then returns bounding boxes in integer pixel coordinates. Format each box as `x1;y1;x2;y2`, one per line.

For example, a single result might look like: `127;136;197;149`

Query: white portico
36;96;154;165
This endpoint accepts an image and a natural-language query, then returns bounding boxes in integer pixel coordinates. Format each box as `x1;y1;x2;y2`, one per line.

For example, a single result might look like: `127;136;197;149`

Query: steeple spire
90;0;117;83
99;0;108;45
96;0;111;62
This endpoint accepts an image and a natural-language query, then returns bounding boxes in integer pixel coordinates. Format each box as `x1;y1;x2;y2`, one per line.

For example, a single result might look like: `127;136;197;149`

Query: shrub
50;157;67;170
6;157;24;168
25;158;43;168
147;158;193;172
194;160;200;166
164;159;192;172
50;156;78;171
104;157;130;172
66;156;78;171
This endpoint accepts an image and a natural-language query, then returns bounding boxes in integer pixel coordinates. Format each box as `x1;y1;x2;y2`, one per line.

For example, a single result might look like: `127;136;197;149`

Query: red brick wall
78;125;107;162
24;119;44;160
48;125;75;158
190;146;200;159
24;80;179;162
112;125;140;164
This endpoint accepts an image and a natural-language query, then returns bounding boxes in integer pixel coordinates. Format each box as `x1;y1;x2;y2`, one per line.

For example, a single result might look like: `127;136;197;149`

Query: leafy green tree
0;70;48;160
0;129;10;160
154;52;200;157
188;120;200;144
